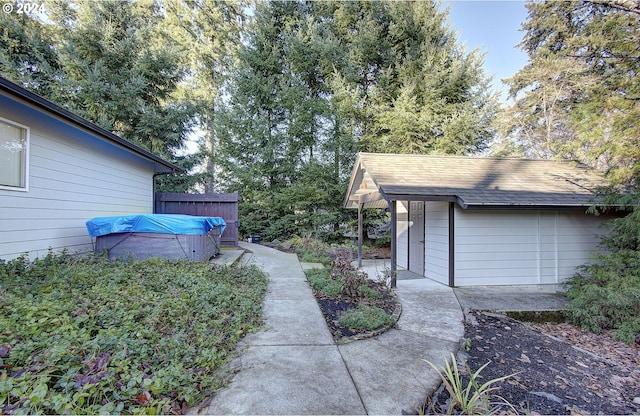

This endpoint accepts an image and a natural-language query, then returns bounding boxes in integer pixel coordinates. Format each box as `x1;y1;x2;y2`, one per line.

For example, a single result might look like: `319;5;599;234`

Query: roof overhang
0;77;182;174
344;152;610;211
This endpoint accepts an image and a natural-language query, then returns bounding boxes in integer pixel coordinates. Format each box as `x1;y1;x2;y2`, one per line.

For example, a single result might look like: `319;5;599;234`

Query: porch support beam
349;191;385;205
448;202;455;287
357;202;363;267
390;199;397;288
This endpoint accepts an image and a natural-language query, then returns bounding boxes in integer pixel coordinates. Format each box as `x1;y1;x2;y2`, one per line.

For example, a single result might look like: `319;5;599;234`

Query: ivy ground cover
0;253;267;414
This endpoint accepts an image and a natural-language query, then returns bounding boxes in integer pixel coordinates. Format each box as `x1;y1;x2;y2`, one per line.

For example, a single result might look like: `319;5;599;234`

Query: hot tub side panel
95;228;221;261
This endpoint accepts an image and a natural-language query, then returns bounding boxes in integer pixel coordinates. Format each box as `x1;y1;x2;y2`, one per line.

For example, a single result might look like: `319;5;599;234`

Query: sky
442;0;530;102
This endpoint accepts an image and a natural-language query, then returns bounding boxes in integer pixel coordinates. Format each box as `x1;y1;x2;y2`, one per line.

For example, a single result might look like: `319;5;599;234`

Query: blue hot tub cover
86;214;226;238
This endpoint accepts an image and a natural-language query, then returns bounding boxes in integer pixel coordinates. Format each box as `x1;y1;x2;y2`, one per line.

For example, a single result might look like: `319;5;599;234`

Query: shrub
564;249;640;343
291;234;332;266
337;304;394;331
0;252;267;414
564;185;640;344
330;249;367;300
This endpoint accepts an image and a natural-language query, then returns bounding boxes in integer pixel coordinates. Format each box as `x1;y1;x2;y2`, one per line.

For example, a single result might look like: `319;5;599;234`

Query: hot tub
86;214;226;261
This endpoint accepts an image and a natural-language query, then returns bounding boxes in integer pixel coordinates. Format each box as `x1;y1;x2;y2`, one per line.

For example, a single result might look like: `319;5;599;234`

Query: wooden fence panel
155;192;239;247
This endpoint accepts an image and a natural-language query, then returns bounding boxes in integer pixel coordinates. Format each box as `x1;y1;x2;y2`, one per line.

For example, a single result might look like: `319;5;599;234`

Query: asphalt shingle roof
346;153;609;209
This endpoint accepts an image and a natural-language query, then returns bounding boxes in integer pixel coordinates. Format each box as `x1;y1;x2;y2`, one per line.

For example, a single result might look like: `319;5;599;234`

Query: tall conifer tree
500;0;640;183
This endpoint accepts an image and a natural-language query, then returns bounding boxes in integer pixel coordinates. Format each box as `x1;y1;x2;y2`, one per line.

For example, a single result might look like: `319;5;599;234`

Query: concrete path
454;286;568;313
197;243;464;415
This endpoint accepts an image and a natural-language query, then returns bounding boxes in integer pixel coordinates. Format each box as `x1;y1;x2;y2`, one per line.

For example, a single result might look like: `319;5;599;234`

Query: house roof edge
0;76;183;174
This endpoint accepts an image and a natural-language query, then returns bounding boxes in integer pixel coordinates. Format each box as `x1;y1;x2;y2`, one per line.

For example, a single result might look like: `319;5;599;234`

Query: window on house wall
0;117;29;190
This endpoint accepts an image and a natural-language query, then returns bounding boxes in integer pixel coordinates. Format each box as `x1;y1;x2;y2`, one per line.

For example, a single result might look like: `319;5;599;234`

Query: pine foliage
565;181;640;344
216;0;496;241
499;0;640;183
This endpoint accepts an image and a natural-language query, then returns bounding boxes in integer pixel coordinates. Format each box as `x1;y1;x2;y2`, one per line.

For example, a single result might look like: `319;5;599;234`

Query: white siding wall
396;201;409;269
454;207;605;287
424;202;449;285
0;98;156;260
556;212;605;280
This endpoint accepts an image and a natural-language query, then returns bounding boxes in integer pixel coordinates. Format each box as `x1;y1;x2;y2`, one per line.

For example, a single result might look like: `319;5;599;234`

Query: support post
357;202;363;268
390;199;397;288
448;202;455;287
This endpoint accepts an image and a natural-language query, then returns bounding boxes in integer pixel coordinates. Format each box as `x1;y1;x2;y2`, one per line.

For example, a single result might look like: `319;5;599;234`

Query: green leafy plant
306;268;342;298
290;234;332;266
0;252;267;414
338;305;395;331
423;354;517;415
360;284;381;300
564;184;640;344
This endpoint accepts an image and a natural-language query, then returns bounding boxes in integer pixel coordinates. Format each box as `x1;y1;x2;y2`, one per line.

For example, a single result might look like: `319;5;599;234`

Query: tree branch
586;0;640;16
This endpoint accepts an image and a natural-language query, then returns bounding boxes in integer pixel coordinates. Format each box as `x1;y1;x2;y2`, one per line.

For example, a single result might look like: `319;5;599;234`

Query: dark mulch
427;311;640;415
314;280;398;341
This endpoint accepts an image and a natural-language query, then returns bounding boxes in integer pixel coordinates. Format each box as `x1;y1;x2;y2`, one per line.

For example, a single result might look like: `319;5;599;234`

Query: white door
409;201;425;274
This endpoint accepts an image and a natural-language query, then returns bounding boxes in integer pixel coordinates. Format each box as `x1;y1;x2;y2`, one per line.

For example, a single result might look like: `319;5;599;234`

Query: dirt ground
427;311;640;415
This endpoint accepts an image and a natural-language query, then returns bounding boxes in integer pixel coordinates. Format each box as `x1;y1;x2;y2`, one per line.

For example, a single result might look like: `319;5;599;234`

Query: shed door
409;201;425;274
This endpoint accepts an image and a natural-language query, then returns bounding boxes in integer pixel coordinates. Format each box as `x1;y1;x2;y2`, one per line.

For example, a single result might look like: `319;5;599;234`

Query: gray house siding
0;80;178;260
424;202;449;285
452;208;605;287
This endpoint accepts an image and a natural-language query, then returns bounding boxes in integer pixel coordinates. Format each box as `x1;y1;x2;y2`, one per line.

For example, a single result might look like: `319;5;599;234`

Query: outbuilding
0;77;181;260
344;152;610;289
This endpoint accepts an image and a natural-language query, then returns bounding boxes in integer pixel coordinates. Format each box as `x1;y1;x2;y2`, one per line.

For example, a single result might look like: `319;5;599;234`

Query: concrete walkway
197;243;464;415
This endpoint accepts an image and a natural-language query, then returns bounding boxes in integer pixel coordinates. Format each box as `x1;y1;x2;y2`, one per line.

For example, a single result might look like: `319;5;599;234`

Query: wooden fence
155;192;239;247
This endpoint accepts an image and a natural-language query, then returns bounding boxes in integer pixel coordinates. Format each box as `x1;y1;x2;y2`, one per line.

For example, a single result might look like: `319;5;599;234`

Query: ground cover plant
0;252;267;415
303;248;398;341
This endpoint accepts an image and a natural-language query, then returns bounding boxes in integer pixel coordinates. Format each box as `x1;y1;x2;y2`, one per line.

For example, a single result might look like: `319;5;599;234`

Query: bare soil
427;311;640;415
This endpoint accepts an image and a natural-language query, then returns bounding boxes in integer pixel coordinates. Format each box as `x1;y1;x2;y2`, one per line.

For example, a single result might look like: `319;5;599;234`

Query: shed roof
345;152;609;209
0;76;182;174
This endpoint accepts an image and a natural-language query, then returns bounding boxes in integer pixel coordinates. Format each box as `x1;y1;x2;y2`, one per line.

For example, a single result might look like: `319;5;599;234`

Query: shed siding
0;99;155;260
424;201;449;285
556;213;604;279
453;208;604;287
396;201;409;269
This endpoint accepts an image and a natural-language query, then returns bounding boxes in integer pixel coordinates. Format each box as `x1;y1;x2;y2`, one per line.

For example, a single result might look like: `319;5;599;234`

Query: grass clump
338;304;394;331
306;268;341;297
423;354;518;415
0;252;267;415
360;284;381;300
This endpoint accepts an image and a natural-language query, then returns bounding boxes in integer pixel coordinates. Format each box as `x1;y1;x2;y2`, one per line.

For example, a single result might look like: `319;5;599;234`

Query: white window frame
0;116;30;192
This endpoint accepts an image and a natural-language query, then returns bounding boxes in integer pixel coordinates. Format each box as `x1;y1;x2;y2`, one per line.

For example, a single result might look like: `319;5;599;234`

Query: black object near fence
155;192;239;247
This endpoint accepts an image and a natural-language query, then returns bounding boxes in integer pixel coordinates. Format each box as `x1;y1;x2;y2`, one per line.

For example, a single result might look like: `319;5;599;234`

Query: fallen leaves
461;312;640;415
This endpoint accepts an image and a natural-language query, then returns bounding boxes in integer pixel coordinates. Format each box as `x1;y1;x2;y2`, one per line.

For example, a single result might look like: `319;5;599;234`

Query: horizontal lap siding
454;208;539;286
453;208;606;287
424;202;448;285
0;102;155;260
557;213;604;279
539;212;558;284
396;201;409;269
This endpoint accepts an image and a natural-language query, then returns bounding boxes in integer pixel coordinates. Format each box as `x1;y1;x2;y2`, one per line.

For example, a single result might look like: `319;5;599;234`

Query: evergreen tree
46;0;196;159
500;0;640;183
162;0;246;191
216;0;497;240
375;1;496;154
0;10;60;96
323;0;497;155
